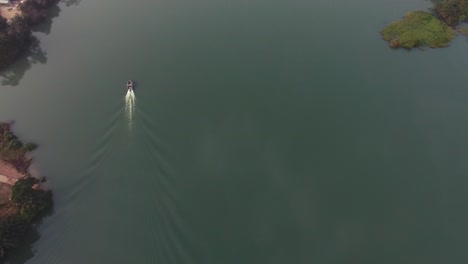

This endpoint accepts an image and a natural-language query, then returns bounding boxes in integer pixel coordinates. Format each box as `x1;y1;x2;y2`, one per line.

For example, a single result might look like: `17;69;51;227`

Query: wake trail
125;90;136;130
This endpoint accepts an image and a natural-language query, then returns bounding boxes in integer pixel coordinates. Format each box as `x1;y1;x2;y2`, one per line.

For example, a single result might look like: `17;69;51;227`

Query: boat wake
125;90;135;129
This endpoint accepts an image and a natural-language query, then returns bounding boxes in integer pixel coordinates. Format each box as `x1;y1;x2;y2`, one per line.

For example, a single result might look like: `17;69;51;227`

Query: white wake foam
125;90;135;129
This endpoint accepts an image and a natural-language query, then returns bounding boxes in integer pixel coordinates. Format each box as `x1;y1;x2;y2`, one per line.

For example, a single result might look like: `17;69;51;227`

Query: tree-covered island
381;0;468;49
0;122;53;261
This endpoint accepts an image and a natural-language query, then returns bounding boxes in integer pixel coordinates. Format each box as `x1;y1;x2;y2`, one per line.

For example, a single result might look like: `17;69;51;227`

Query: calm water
2;0;468;263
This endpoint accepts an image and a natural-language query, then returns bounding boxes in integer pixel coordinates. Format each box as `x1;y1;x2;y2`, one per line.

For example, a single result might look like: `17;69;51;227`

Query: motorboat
127;80;133;91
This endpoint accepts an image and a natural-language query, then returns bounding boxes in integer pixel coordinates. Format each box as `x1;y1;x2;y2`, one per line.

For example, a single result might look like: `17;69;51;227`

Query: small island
0;0;59;70
381;0;468;49
0;122;53;261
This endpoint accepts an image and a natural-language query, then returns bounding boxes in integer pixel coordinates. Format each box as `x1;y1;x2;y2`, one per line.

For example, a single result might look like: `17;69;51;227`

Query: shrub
19;0;59;25
11;177;53;222
22;143;38;152
5;133;17;142
7;139;22;150
0;217;28;259
381;11;456;48
434;0;468;26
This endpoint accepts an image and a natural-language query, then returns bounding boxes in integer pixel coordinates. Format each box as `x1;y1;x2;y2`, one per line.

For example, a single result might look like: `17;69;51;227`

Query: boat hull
127;80;133;91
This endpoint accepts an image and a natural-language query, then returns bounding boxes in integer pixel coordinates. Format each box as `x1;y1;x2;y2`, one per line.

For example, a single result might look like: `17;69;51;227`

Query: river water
1;0;468;263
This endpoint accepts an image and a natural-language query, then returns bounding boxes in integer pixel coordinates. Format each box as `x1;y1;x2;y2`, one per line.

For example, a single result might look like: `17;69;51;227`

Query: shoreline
0;122;53;261
1;0;59;259
0;0;23;21
0;159;24;185
0;121;35;192
0;4;20;21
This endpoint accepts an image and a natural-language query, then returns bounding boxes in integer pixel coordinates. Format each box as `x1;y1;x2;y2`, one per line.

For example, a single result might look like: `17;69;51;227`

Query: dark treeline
433;0;468;26
0;0;58;70
0;177;53;261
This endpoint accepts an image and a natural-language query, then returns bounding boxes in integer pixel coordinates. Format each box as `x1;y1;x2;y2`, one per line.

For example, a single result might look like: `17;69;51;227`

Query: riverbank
0;122;52;261
0;159;24;185
0;122;35;175
0;4;20;20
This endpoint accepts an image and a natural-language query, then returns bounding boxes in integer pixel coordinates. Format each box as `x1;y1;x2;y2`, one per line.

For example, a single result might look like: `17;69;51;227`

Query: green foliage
5;133;17;142
5;133;23;151
381;11;456;48
0;0;58;70
434;0;468;26
11;178;38;205
22;143;38;152
0;16;33;70
0;123;32;172
0;123;9;134
11;177;53;222
0;123;52;260
7;140;22;151
0;217;28;259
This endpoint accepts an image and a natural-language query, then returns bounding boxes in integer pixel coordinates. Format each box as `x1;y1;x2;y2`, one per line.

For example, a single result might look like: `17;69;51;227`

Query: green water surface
1;0;468;263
